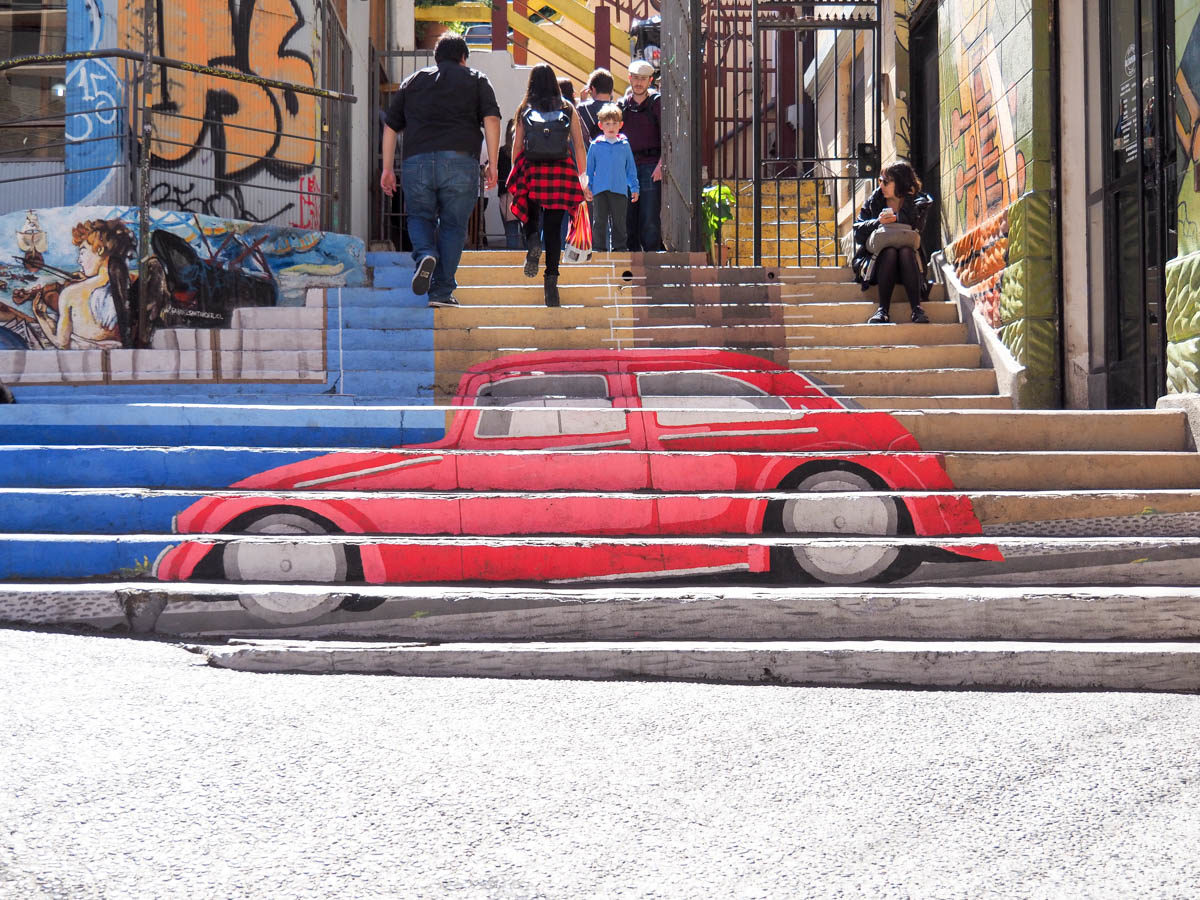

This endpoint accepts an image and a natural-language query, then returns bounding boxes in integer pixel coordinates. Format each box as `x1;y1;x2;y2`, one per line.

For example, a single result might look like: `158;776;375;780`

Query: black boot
524;231;542;278
544;274;560;307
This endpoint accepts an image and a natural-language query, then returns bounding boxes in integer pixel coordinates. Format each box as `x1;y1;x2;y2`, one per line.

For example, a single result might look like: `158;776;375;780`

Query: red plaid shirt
505;153;586;223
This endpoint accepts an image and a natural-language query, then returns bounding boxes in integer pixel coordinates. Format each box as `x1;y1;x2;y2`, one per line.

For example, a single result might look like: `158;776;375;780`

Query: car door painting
154;350;1002;589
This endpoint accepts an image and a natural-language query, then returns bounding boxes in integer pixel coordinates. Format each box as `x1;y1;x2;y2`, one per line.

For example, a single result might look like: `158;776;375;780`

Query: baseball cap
629;60;655;77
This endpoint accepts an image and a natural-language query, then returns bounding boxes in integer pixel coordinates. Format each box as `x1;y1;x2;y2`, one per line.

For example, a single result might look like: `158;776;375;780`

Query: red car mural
155;350;1001;595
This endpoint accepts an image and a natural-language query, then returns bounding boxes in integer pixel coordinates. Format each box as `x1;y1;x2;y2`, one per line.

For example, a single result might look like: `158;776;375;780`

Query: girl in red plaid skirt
507;63;587;307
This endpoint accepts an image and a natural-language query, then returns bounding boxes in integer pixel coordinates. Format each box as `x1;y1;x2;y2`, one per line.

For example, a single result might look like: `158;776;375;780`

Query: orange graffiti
143;0;318;179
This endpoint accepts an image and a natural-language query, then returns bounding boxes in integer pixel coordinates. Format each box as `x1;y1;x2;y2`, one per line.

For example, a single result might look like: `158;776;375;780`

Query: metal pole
137;0;155;347
751;0;761;267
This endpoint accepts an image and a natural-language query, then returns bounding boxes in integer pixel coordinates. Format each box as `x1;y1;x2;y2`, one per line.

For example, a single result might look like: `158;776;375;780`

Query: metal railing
0;6;356;240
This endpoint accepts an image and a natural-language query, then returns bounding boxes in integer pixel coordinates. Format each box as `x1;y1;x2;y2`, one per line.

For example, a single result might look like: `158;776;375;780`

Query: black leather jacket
851;188;933;286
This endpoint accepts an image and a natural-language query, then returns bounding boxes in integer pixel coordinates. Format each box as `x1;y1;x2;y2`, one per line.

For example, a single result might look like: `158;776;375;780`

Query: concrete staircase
3;248;1199;690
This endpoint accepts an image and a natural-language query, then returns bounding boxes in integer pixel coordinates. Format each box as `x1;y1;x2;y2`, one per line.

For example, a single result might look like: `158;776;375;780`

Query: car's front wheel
221;509;358;624
767;466;921;585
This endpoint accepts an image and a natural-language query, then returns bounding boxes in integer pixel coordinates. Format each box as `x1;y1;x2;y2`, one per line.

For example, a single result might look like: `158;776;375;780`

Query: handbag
867;222;920;254
562;202;593;263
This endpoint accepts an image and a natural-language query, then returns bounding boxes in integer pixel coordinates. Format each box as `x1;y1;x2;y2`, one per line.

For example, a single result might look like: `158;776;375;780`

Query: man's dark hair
434;34;469;64
587;68;614;95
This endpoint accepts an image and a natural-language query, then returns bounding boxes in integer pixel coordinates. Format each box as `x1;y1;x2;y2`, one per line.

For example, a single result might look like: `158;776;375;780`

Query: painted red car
155;349;1001;592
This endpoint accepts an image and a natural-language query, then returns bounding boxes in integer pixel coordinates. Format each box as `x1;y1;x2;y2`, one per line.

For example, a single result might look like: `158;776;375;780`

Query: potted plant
701;183;735;266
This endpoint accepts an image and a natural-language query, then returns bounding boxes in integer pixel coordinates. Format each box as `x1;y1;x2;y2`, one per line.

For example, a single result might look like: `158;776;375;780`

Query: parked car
155;350;1000;599
462;23;513;46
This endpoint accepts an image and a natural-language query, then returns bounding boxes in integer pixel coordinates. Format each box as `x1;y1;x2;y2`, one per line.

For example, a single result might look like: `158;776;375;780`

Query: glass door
1102;0;1177;406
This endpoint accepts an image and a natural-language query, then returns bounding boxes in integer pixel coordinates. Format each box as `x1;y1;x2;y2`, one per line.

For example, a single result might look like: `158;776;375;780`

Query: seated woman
852;161;933;324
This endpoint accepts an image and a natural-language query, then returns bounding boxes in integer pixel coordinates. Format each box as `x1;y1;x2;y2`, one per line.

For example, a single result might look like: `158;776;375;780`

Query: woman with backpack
506;63;587;307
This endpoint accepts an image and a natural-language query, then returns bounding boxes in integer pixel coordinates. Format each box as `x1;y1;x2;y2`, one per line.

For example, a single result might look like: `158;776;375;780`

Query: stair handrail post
751;0;762;267
491;0;508;52
512;0;528;64
594;4;611;70
136;0;156;347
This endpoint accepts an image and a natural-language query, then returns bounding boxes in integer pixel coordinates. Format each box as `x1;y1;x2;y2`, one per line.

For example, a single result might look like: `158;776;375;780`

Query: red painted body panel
156;350;1003;584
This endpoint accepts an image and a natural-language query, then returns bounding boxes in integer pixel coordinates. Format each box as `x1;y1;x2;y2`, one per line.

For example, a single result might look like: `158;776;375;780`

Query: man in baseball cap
620;60;662;250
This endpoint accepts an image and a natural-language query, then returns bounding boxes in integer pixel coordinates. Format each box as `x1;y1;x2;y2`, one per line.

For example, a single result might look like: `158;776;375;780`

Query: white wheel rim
782;470;901;583
223;512;349;624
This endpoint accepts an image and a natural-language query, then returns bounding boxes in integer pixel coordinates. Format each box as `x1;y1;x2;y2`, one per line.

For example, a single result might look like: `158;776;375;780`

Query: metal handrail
0;49;357;103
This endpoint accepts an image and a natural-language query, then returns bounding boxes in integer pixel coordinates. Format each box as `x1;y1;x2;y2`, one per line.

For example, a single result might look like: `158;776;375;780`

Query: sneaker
411;255;437;296
867;307;890;324
910;305;930;324
523;233;542;278
428;296;460;308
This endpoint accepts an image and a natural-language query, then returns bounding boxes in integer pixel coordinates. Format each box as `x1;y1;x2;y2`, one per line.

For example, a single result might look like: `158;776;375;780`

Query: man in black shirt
381;35;501;307
577;68;615;143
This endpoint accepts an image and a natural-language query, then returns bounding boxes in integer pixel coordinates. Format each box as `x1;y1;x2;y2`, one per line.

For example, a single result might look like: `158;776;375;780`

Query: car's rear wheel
769;467;920;584
222;509;356;624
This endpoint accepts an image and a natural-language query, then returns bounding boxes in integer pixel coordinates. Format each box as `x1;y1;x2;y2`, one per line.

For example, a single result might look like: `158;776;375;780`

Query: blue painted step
1;447;330;489
0;404;447;447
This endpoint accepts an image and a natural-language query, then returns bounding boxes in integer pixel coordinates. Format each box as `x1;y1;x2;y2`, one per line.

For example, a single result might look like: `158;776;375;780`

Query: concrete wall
937;0;1059;407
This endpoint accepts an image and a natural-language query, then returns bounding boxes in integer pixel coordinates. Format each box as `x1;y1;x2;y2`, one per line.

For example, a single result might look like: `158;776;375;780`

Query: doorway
1101;0;1176;407
907;2;940;253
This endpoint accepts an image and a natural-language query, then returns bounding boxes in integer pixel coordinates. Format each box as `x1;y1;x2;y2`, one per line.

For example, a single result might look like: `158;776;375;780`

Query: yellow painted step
432;304;618;328
456;265;618;286
788;344;982;370
945;452;1200;491
817;368;998;397
787;322;969;345
431;325;618;352
852;395;1014;410
784;301;958;324
896;410;1190;452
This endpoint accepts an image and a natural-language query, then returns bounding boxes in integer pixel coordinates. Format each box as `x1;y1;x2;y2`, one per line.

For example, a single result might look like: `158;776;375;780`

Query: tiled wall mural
938;0;1059;407
1169;0;1200;392
0;206;364;386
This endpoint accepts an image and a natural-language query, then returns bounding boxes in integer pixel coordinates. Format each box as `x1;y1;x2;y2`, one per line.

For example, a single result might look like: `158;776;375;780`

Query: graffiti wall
58;0;330;224
938;0;1059;407
65;0;127;206
0;205;364;385
1169;0;1200;393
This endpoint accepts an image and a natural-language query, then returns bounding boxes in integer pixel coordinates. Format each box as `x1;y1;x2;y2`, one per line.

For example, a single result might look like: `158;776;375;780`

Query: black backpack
522;105;571;161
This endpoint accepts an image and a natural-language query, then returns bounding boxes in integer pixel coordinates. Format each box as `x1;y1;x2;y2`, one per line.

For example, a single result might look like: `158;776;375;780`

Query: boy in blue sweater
584;104;639;251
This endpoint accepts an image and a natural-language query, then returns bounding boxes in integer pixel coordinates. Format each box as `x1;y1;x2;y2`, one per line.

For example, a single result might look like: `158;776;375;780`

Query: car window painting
474;374;622;438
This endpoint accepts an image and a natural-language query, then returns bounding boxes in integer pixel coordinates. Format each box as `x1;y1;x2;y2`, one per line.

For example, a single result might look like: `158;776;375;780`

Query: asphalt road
3;627;1200;899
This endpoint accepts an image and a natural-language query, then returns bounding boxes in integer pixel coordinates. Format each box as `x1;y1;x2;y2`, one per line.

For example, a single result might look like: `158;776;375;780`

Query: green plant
701;183;735;257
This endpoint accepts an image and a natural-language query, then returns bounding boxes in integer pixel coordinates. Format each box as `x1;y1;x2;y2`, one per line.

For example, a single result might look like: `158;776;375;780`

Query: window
637;371;791;426
474;374;625;438
0;3;68;161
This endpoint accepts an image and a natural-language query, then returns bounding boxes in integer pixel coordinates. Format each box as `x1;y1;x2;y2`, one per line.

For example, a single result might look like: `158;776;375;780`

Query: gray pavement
2;628;1200;899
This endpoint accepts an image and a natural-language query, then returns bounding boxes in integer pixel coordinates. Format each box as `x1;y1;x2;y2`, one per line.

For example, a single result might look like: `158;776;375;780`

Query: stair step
456;264;619;286
201;638;1200;692
785;302;959;324
788;345;982;370
806;369;998;397
4;533;1200;585
850;394;1014;410
788;323;967;345
4;583;1200;644
896;410;1189;451
6;488;1198;536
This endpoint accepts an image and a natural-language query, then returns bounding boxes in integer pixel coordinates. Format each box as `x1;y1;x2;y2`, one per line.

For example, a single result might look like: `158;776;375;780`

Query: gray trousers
593;191;629;251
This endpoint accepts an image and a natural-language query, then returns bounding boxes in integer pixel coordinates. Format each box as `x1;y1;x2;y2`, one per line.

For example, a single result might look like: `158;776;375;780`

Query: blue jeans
402;151;480;301
503;217;523;249
626;162;662;251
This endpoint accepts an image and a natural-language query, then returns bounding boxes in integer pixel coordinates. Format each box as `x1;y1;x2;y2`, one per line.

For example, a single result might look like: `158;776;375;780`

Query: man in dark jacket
381;35;501;308
619;60;663;251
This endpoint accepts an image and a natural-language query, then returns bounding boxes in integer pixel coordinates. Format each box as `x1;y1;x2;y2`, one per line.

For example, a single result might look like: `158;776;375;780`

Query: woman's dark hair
558;77;575;105
882;161;921;197
521;63;564;114
434;34;469;64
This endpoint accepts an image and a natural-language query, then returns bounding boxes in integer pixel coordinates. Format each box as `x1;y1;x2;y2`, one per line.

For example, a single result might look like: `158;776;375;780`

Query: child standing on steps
584;104;639;252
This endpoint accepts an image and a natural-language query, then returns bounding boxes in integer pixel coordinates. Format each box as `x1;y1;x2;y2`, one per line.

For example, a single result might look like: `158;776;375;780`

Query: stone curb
200;639;1200;692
